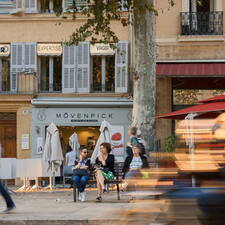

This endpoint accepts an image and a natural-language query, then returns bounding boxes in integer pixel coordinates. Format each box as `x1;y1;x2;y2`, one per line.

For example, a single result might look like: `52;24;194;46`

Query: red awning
199;94;225;103
157;63;225;77
157;101;225;120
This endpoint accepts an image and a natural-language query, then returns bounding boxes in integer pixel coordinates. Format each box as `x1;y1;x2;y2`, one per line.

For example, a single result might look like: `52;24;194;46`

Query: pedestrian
73;148;90;202
136;129;146;155
0;181;16;213
95;143;115;201
126;127;139;157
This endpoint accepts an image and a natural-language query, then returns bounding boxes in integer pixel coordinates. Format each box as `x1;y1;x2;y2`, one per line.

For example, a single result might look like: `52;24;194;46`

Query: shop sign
111;126;124;156
37;44;62;56
90;43;115;55
0;45;10;56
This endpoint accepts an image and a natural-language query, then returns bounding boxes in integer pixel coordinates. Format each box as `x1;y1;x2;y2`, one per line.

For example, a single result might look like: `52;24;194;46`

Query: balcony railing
181;11;223;35
0;73;38;94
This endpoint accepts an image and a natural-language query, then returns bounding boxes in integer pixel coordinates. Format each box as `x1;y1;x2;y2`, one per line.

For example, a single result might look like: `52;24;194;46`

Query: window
38;0;62;13
40;56;62;92
0;57;10;92
92;55;115;92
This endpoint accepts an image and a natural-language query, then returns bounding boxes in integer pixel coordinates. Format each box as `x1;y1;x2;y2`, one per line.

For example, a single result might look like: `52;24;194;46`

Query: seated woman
73;148;90;202
123;144;149;188
95;142;115;201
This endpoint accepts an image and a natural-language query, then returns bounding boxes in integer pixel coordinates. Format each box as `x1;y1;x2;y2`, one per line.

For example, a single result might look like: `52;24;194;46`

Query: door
0;120;16;158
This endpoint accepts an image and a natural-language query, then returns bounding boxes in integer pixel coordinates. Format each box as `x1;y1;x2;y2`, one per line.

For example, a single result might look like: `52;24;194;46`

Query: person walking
126;127;139;157
95;143;115;201
0;181;15;213
73;148;90;202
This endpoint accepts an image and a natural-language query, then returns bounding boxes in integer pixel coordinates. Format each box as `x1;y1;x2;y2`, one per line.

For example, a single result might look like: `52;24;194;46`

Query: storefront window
40;56;62;92
0;57;10;92
92;55;115;92
173;89;225;105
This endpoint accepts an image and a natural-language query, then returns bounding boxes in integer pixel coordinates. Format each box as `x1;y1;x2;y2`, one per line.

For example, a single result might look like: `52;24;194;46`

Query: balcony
0;73;38;94
181;11;223;36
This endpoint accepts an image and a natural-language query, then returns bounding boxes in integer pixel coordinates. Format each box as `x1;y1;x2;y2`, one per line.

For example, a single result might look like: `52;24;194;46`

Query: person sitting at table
73;148;90;202
95;142;115;201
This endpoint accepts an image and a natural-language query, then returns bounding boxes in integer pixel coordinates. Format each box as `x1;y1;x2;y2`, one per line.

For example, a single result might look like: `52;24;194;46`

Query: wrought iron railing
0;72;38;94
181;11;223;35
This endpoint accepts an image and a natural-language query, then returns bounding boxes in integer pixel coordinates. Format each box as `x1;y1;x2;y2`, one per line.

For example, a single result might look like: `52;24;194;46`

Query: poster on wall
110;126;125;157
21;134;29;150
37;137;44;154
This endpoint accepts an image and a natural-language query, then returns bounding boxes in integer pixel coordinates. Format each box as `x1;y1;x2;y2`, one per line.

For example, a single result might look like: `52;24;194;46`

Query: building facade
0;0;224;160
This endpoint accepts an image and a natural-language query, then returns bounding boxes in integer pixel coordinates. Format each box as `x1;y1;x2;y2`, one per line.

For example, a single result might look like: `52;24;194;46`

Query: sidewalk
0;189;170;225
0;189;205;225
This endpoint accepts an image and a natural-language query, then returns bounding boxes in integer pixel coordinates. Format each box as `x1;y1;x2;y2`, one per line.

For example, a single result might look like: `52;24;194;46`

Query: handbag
73;168;88;176
101;169;114;180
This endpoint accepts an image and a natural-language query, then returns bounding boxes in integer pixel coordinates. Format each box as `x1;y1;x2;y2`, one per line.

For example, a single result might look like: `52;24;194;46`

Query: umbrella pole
53;172;55;188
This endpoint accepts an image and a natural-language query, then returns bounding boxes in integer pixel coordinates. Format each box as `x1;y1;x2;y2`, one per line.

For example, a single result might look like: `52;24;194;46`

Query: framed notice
37;137;44;154
21;134;29;150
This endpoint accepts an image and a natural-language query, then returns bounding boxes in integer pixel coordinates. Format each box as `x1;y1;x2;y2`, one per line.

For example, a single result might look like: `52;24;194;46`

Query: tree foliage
61;0;175;46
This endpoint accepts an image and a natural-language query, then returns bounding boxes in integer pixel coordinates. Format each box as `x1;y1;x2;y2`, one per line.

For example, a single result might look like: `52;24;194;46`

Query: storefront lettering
0;45;10;56
55;112;113;120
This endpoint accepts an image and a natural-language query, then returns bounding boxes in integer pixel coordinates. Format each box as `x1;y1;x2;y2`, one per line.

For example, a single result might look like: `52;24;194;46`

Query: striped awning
157;63;225;77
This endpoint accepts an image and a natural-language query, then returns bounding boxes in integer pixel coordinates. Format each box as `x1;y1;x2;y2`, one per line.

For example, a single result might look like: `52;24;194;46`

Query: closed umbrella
91;120;112;164
69;132;80;158
43;122;63;188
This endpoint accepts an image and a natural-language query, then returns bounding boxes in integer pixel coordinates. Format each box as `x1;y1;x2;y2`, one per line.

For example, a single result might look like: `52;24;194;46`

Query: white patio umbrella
69;132;80;157
43;122;63;189
91;120;112;164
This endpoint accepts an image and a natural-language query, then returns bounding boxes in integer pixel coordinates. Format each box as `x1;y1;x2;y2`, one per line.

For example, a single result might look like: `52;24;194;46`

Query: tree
61;0;174;151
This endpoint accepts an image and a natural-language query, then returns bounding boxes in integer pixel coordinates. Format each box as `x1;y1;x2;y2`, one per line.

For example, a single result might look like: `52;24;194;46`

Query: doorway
58;126;100;157
0;113;17;158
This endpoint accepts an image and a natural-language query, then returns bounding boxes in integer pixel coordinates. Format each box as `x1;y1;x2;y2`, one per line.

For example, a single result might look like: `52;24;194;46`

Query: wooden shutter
62;45;76;93
115;41;128;93
15;0;24;9
24;42;37;73
10;43;24;92
24;0;37;13
63;0;73;12
77;42;90;93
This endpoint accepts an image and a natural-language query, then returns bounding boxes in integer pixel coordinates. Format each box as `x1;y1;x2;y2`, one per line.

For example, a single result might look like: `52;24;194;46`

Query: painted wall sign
0;44;10;56
37;44;62;56
90;43;115;55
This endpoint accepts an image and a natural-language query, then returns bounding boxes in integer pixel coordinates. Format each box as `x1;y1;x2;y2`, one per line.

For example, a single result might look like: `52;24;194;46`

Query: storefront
156;62;225;146
31;97;133;161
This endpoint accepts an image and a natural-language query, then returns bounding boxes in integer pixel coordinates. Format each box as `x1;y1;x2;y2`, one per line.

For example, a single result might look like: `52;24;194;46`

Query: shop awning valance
157;63;225;77
157;101;225;120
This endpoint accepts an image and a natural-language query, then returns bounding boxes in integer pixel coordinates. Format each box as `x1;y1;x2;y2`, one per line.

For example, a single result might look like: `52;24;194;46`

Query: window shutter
62;45;76;93
115;41;128;93
24;42;37;73
15;0;24;9
63;0;73;12
77;42;90;93
24;0;37;13
10;43;24;92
